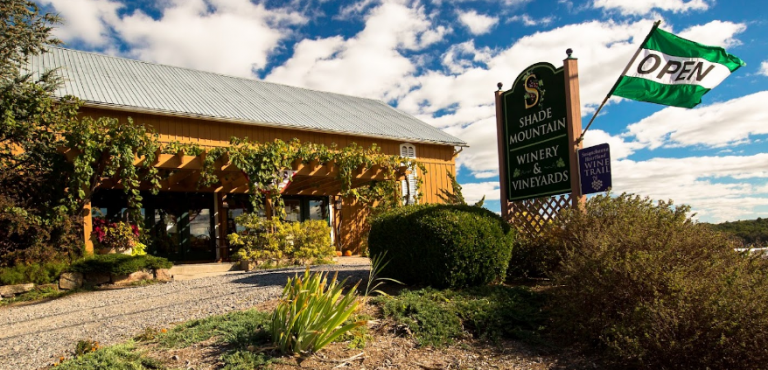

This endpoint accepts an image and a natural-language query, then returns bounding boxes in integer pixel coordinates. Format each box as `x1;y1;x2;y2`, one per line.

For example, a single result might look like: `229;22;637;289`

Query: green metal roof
28;47;466;147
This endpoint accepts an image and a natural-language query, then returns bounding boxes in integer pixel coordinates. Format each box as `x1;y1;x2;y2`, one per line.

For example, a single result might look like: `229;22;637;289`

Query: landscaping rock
111;270;153;286
0;283;35;298
154;269;173;282
59;273;83;290
85;273;111;286
37;284;59;291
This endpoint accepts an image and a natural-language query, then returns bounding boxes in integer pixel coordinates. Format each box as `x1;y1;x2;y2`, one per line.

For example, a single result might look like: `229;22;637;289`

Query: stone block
84;273;111;286
59;273;83;290
112;269;153;286
1;282;35;297
154;268;173;282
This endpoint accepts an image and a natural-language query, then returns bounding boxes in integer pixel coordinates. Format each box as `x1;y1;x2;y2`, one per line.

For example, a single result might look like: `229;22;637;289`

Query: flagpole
578;20;661;143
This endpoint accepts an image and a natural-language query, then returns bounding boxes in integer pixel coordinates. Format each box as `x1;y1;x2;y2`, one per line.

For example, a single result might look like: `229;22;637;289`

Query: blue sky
38;0;768;222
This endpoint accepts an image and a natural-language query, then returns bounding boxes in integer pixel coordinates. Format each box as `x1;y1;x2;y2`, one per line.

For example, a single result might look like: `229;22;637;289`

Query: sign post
495;51;585;220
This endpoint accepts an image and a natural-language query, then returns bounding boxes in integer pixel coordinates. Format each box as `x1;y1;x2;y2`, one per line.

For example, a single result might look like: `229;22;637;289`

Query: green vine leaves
69;126;426;218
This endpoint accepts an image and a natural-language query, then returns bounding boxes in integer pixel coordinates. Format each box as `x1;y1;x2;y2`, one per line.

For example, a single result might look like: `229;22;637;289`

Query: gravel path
0;264;369;370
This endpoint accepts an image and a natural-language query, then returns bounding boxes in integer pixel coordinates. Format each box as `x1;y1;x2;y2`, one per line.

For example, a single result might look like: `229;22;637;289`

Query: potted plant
92;218;140;255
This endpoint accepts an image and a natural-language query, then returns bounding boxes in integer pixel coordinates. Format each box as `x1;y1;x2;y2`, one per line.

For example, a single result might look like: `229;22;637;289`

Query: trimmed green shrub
0;260;69;285
69;254;172;275
368;204;514;289
551;193;768;369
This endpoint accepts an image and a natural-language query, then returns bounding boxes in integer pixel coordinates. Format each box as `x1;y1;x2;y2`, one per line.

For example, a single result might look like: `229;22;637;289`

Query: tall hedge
368;204;514;289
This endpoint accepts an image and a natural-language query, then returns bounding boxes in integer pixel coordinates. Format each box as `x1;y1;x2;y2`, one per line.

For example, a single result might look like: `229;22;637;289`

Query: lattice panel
508;194;571;236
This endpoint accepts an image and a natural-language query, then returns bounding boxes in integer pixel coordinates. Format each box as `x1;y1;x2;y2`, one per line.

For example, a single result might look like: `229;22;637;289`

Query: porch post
83;199;93;254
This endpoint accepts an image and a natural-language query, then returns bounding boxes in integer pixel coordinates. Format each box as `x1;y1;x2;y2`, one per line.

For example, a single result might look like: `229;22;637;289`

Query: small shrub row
368;204;514;289
0;260;69;285
376;286;546;347
68;254;172;275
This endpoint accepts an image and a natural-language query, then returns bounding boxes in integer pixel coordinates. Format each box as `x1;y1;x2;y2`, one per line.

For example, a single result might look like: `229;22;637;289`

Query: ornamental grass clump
270;268;364;355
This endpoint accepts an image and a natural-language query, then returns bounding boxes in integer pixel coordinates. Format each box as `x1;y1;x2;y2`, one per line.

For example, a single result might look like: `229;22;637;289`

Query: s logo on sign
523;74;542;109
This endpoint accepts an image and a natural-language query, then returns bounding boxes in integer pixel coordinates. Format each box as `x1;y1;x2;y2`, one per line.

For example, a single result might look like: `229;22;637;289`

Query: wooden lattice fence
507;194;573;236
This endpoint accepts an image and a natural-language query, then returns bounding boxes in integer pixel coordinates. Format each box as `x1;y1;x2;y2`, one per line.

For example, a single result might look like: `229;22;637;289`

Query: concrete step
169;262;240;276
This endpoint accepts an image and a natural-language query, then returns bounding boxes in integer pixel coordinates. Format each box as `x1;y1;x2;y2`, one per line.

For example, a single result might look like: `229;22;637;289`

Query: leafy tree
438;172;484;207
0;1;161;264
0;0;83;264
710;217;768;246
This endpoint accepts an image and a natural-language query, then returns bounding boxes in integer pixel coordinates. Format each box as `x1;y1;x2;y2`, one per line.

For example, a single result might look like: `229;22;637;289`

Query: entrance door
145;192;216;262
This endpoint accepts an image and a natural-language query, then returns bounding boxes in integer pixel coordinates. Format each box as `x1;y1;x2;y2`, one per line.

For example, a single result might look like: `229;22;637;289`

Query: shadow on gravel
228;266;370;288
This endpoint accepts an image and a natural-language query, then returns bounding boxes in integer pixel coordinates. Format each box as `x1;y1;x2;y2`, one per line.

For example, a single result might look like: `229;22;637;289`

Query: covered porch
82;152;408;262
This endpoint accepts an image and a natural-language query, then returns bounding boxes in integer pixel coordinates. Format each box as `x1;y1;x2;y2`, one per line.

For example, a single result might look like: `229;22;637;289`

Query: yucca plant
270;268;365;355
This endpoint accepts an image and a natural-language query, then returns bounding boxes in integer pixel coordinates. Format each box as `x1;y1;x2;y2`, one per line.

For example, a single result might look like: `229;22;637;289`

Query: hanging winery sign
501;62;570;201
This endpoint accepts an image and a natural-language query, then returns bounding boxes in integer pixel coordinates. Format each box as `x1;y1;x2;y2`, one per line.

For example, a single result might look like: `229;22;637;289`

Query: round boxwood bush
368;204;514;289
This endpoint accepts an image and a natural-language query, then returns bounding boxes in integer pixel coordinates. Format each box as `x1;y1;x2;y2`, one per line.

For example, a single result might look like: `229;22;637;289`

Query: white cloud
43;0;306;78
508;14;554;27
41;0;122;47
626;91;768;149
440;41;493;74
266;0;448;99
114;0;305;77
677;20;746;48
612;154;768;222
760;61;768;76
460;181;500;204
457;10;499;35
582;129;642;160
592;0;709;16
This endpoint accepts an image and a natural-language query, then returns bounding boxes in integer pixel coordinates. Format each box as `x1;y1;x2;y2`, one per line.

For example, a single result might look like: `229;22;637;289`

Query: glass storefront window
308;199;328;221
284;199;301;222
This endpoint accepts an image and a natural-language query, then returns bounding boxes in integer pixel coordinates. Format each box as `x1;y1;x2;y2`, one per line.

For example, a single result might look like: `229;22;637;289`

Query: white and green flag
611;26;745;108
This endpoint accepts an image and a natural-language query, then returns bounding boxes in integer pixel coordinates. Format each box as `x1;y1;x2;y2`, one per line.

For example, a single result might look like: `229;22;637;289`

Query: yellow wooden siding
81;107;458;254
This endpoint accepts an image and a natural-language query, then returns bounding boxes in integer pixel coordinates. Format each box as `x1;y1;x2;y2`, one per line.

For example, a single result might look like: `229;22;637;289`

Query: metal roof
28;47;466;146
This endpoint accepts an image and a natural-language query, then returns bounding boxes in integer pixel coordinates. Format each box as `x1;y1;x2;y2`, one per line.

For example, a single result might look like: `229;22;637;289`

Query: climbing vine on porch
159;137;426;217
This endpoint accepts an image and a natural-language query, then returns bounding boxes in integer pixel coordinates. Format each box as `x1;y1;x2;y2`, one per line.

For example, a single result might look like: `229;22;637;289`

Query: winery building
29;47;466;262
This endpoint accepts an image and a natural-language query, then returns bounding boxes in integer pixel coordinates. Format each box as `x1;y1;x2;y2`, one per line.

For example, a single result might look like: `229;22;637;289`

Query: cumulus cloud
760;61;768;76
592;0;709;16
460;181;500;204
626;91;768;149
266;0;448;99
508;14;554;27
612;154;768;221
42;0;306;77
457;10;499;35
40;0;122;47
678;20;746;48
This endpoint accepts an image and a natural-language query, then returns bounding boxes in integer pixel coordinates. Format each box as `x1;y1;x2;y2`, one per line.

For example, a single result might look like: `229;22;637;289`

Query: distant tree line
710;217;768;246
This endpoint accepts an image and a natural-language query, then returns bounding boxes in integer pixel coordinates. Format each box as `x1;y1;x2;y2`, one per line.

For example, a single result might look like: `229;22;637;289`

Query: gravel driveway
0;265;369;370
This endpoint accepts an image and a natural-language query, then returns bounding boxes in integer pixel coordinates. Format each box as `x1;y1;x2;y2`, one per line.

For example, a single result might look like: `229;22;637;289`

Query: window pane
308;199;328;221
284;199;301;222
189;208;212;252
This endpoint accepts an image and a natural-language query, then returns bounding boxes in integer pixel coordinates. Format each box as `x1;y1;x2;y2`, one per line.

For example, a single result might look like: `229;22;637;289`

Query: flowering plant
92;218;140;252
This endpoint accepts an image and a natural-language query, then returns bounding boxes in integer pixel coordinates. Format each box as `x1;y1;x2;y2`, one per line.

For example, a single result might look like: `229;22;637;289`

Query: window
400;143;418;205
